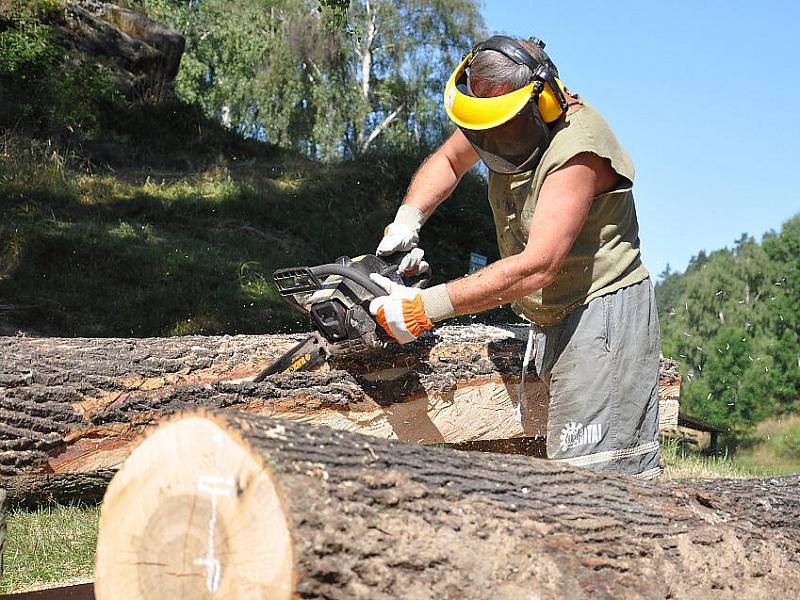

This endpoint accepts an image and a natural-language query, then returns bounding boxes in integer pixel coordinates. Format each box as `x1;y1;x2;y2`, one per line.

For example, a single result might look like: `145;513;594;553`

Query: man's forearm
442;254;554;317
402;152;462;219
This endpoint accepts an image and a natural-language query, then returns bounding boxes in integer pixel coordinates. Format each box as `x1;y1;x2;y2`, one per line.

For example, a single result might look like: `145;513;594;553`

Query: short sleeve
535;102;635;188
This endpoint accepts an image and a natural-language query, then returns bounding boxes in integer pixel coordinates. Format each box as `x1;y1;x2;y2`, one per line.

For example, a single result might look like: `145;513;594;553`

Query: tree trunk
94;411;800;600
0;326;680;479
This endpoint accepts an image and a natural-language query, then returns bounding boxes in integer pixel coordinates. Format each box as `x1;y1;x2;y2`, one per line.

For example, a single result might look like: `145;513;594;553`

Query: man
368;36;661;479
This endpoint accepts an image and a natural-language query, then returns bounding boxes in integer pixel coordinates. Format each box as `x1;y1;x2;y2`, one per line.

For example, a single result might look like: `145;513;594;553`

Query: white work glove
376;205;430;276
368;274;433;345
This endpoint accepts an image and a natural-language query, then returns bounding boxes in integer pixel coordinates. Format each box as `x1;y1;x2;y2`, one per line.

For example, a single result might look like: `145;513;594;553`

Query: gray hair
468;39;557;98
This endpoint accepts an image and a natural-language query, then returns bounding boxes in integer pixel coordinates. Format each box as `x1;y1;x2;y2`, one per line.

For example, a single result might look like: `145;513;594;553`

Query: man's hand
376;131;478;276
376;228;430;276
368;274;433;344
376;205;430;275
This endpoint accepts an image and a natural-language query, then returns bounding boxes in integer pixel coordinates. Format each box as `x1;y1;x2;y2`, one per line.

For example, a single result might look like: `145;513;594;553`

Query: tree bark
1;325;680;479
360;104;403;154
95;411;800;600
0;471;115;509
0;487;6;578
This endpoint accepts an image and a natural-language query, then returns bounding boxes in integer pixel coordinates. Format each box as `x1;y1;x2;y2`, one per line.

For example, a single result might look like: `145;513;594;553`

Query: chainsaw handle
379;251;431;290
308;264;387;298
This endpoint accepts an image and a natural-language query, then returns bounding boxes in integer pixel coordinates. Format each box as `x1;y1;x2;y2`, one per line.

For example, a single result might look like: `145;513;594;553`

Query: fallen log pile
1;326;681;508
0;325;679;478
93;411;800;599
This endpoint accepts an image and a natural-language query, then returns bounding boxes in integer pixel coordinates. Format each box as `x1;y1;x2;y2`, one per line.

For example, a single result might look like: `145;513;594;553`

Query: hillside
0;122;499;337
656;217;800;439
0;1;500;337
3;0;798;455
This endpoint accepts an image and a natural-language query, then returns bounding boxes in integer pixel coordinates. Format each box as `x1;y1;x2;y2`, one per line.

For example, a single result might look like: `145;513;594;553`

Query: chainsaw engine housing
274;254;404;351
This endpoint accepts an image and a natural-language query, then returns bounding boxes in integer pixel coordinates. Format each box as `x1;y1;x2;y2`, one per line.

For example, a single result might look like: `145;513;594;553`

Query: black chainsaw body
252;253;429;380
273;254;405;348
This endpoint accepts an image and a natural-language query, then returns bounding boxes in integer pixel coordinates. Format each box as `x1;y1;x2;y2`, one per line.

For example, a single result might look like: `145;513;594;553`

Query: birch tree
140;0;484;158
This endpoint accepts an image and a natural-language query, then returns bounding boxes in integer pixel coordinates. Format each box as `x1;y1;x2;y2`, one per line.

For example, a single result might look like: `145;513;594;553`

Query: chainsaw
253;253;429;381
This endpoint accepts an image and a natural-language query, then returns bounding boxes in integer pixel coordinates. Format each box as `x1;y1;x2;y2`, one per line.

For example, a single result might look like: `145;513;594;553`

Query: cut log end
94;414;293;600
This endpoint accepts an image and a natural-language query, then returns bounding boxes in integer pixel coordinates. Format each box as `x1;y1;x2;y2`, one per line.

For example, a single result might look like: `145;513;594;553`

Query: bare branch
361;104;404;154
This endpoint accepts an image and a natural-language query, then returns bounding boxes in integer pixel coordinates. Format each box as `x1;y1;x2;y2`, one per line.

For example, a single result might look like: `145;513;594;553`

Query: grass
660;413;800;479
1;505;99;594
0;20;501;337
0;122;500;337
660;439;782;480
734;414;800;476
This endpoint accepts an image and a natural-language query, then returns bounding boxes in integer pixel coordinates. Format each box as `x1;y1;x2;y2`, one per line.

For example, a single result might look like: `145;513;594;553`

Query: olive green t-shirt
487;99;649;326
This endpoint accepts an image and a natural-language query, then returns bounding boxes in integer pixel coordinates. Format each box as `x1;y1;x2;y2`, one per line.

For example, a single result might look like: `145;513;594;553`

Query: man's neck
564;91;582;113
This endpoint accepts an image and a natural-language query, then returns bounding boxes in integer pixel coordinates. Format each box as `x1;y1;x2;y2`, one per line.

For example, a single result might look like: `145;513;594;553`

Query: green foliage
679;327;776;435
0;0;117;138
317;0;351;28
656;215;800;438
0;2;54;73
139;0;484;158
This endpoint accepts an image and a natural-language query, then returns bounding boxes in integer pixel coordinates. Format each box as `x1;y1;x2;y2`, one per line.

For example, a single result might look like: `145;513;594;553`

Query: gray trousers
523;278;661;479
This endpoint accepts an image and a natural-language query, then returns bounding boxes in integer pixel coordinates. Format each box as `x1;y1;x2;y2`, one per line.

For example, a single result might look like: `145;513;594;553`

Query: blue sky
480;0;799;277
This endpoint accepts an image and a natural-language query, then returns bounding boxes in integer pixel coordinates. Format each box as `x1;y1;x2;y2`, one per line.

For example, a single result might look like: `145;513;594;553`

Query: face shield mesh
459;101;551;174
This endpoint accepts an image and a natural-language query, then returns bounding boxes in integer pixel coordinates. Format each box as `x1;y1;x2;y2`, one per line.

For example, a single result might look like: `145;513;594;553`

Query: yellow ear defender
537;78;567;123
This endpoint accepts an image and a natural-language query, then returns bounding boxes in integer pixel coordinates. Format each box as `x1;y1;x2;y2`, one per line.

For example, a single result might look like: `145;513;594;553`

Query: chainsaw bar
252;333;328;381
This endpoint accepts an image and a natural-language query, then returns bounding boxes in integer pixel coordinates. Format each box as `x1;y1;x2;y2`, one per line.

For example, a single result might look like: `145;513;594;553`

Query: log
0;471;114;509
1;326;679;479
0;487;5;578
94;411;800;599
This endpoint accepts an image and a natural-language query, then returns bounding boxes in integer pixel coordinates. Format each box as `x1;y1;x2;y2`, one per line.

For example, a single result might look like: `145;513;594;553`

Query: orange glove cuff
374;295;432;342
403;295;433;337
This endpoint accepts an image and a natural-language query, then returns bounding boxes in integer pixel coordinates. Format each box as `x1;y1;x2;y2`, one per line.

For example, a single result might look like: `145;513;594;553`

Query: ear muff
537;78;566;123
444;36;569;174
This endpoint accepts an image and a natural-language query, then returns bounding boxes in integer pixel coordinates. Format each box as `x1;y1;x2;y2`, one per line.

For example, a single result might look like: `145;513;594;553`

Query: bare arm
402;129;479;220
445;152;618;315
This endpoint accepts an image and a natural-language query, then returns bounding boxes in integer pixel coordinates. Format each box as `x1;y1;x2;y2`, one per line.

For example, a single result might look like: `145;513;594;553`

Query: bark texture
0;487;6;578
1;326;678;479
0;471;114;509
97;411;800;600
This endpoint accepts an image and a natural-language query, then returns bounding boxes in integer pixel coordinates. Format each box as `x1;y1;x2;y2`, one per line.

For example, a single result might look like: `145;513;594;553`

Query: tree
344;0;484;154
763;215;800;412
139;0;485;158
681;327;775;437
733;232;754;255
656;214;800;437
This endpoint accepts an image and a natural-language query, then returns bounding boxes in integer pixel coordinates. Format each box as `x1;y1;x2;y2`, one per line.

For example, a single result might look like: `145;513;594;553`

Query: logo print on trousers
559;421;602;452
